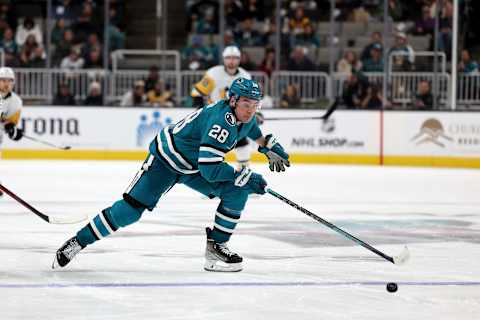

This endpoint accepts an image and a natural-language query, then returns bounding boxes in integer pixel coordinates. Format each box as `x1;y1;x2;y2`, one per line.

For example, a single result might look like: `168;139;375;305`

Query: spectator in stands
181;35;212;70
0;2;18;32
438;1;453;59
361;31;383;62
74;2;99;43
15;17;43;48
342;72;370;109
290;23;320;50
51;19;68;47
224;0;243;29
261;18;279;48
107;24;126;52
61;48;85;70
1;27;19;67
240;50;257;70
84;81;103;106
259;47;276;77
223;29;238;47
82;33;102;59
194;9;217;34
413;80;433;110
388;0;405;21
458;49;478;74
108;5;123;28
147;80;175;108
287;46;317;71
360;84;383;109
412;5;435;36
337;50;362;75
84;48;103;68
235;18;263;47
121;80;148;107
144;66;160;92
280;84;301;108
241;0;265;22
53;0;77;26
288;6;311;37
54;29;75;66
389;32;415;71
20;34;39;68
53;82;76;106
361;44;384;72
19;35;45;68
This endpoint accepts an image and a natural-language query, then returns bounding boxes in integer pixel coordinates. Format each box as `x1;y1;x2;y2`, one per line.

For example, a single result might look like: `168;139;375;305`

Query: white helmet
222;46;241;58
0;67;15;83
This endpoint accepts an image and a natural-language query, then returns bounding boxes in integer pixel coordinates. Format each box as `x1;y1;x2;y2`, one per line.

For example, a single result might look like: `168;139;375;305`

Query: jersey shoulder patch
224;112;236;126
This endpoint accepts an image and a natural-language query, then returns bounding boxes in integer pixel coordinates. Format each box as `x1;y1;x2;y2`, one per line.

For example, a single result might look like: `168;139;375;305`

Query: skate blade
204;260;242;272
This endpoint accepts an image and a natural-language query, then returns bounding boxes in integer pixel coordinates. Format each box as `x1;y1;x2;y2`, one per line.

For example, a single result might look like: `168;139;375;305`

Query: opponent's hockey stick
22;134;72;150
264;100;338;121
266;188;410;265
0;183;87;224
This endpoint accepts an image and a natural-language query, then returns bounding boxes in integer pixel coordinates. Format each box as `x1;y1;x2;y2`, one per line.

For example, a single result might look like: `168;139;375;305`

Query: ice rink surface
1;160;479;320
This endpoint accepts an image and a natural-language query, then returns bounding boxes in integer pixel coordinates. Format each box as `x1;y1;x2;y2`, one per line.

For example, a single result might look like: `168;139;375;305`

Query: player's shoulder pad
11;92;23;106
206;65;224;78
238;67;252;79
206;102;237;128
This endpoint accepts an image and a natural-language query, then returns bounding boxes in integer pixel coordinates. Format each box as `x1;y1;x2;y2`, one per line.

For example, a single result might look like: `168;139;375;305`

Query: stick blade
393;246;410;265
48;214;88;224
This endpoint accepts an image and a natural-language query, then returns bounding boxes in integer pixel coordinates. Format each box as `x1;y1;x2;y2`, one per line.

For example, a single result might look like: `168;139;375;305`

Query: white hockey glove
258;134;290;172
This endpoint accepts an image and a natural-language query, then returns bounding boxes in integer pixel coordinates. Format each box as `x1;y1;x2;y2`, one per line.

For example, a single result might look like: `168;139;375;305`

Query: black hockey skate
204;227;243;272
52;236;84;269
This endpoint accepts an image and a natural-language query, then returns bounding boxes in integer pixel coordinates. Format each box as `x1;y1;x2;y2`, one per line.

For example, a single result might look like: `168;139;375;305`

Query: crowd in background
182;0;478;109
0;0;478;109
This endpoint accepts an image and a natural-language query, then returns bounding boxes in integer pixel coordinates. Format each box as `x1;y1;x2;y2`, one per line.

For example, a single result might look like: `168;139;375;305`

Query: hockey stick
22;134;72;150
0;183;87;224
264;100;338;121
266;188;410;265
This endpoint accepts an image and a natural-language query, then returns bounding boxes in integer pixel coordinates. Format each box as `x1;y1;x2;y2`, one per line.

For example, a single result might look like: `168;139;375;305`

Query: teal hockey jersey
149;100;262;182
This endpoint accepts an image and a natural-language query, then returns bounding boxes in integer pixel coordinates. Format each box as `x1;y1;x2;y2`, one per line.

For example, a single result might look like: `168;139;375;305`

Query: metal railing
271;71;331;103
457;74;480;105
334;72;451;106
9;68;480;107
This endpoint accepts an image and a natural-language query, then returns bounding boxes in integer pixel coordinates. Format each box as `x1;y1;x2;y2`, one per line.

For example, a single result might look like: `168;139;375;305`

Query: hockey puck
386;282;398;293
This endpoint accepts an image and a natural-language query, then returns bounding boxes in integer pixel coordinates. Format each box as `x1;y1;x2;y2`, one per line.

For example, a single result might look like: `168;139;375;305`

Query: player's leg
180;175;250;272
53;154;179;268
235;137;251;169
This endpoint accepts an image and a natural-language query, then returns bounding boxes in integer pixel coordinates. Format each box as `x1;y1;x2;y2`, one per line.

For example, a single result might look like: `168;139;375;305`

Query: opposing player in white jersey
0;67;24;197
191;46;254;168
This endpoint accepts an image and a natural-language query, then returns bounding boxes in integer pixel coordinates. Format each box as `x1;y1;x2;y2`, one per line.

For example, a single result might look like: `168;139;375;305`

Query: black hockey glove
4;123;23;141
234;167;267;195
258;134;290;172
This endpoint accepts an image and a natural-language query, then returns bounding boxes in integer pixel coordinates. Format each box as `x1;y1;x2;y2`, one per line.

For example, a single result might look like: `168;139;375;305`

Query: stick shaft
265;100;338;121
22;134;70;150
0;184;49;223
266;188;395;264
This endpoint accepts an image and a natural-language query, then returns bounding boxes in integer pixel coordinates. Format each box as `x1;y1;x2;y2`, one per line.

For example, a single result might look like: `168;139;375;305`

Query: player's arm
198;123;236;183
191;74;215;108
2;99;24;141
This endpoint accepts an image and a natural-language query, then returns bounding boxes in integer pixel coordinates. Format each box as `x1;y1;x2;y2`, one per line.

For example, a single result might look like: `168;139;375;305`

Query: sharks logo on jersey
225;112;236;126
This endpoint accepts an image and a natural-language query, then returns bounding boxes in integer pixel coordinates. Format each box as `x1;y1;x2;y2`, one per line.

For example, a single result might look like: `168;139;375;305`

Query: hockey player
0;67;23;144
191;45;254;169
0;67;23;197
53;78;290;272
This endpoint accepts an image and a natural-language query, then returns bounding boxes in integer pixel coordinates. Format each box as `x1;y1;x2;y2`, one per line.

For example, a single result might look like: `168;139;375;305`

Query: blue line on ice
1;281;480;289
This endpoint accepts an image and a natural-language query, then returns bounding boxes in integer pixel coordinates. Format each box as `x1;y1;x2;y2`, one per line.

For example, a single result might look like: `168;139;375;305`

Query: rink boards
2;107;480;168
